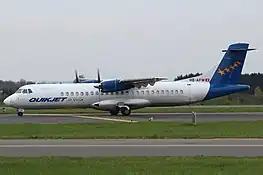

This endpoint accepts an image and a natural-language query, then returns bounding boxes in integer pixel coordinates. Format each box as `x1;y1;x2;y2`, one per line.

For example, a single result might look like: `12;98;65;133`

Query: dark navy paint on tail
204;84;250;100
204;43;254;101
210;43;250;85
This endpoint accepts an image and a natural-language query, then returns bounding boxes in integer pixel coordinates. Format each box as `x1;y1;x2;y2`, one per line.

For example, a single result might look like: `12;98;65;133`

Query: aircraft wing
119;77;168;88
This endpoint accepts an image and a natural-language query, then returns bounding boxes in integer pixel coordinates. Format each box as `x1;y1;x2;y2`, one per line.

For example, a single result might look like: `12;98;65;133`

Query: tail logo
217;60;242;76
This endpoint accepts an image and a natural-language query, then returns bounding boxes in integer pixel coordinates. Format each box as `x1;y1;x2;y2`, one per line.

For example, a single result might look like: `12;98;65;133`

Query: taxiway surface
1;112;263;124
0;139;263;157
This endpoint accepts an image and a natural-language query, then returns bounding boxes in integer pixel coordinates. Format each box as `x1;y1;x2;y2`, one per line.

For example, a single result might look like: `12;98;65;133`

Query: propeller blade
74;69;79;83
97;68;101;83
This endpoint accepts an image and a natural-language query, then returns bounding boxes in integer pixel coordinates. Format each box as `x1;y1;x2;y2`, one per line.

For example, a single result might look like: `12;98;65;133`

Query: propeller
96;68;103;92
96;68;103;100
74;69;80;83
73;68;103;84
97;68;101;83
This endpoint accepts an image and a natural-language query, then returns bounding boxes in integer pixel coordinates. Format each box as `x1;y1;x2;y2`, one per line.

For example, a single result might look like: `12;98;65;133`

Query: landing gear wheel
16;108;24;117
121;108;131;116
17;112;23;116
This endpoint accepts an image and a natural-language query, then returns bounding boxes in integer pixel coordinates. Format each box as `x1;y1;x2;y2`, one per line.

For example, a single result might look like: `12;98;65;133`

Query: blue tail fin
202;43;255;100
210;43;255;85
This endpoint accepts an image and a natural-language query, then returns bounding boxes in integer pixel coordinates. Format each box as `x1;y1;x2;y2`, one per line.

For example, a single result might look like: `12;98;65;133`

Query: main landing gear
16;108;24;116
109;106;131;116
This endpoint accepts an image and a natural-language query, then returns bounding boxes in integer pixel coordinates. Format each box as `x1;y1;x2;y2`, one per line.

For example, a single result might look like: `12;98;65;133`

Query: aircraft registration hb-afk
4;43;255;116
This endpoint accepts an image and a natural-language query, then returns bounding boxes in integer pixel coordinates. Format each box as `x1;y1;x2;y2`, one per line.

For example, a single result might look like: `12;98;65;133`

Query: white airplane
3;43;255;116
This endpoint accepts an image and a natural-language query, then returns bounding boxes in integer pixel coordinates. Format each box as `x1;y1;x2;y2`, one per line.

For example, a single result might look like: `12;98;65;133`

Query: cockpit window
15;88;33;94
15;89;22;93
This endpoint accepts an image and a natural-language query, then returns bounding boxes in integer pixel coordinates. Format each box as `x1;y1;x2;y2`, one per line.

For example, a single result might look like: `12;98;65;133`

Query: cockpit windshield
15;88;33;94
15;89;22;93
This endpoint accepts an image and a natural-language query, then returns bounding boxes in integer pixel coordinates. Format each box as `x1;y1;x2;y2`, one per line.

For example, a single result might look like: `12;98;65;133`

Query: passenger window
130;91;134;95
121;91;124;95
90;91;94;95
136;91;139;95
180;90;183;94
85;92;89;96
65;92;69;96
156;90;159;94
110;92;114;95
146;90;149;95
116;91;119;95
151;90;154;94
141;91;144;95
80;92;84;96
76;92;79;96
96;91;99;95
126;91;129;94
28;89;33;93
161;90;164;94
166;90;169;94
60;92;64;96
171;90;174;94
22;89;28;94
71;92;74;96
175;90;178;94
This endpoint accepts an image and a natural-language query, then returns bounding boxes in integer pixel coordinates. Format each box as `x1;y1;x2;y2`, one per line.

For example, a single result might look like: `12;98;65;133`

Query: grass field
0;156;263;174
2;106;263;114
0;121;263;139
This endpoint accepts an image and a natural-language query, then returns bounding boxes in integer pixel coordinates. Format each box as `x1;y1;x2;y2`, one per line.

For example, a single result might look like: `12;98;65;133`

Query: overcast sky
0;0;262;82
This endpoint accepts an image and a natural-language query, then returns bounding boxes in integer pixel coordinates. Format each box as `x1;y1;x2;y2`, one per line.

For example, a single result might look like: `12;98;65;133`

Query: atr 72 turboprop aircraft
3;43;255;116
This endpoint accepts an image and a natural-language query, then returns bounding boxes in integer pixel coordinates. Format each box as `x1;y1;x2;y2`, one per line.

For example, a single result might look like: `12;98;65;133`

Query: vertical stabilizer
179;43;255;85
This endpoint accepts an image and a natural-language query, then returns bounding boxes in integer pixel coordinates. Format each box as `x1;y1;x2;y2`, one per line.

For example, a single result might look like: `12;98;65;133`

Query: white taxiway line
74;115;138;123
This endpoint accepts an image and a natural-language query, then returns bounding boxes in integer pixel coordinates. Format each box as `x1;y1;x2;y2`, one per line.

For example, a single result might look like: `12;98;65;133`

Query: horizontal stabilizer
222;48;256;52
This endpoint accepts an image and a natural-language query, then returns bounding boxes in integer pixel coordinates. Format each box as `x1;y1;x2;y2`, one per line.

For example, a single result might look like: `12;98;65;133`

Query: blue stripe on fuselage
204;83;250;100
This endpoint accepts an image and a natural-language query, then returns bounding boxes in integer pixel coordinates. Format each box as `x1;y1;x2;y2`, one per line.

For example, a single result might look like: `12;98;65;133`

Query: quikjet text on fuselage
29;97;84;103
29;97;67;102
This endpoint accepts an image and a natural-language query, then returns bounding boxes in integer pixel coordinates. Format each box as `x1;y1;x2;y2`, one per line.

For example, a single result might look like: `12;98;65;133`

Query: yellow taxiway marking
75;115;138;123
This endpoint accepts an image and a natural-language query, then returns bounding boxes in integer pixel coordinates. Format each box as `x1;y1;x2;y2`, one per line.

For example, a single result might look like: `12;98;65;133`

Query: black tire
17;112;23;116
121;108;131;116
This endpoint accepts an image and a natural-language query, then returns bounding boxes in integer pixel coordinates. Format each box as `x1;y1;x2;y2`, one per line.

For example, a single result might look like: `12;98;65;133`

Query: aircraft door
186;83;192;103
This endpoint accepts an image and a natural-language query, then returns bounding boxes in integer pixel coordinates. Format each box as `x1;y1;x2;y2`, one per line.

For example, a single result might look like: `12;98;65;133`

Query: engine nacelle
91;100;119;111
95;79;134;92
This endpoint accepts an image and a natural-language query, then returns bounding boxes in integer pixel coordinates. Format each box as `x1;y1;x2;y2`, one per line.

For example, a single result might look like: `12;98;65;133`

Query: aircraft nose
3;96;11;106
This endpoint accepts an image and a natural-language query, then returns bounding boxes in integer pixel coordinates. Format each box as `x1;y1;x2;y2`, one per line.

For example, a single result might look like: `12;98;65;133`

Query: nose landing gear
16;108;24;116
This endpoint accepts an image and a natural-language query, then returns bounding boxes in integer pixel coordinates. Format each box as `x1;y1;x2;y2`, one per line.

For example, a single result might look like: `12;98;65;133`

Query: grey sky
0;0;262;82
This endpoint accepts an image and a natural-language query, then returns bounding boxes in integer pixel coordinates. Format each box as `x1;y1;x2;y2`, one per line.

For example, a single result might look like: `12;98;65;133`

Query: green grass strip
0;121;263;139
0;156;263;174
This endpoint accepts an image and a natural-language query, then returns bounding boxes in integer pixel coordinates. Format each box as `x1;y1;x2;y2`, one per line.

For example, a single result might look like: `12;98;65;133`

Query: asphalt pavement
0;139;262;157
